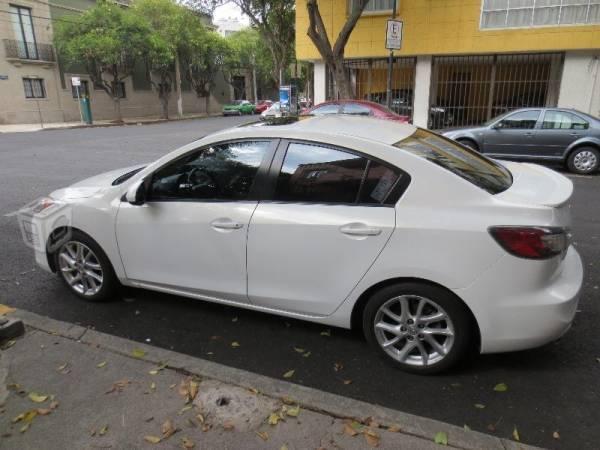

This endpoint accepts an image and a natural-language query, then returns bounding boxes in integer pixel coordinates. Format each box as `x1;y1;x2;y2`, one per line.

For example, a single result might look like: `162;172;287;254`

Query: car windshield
394;129;512;194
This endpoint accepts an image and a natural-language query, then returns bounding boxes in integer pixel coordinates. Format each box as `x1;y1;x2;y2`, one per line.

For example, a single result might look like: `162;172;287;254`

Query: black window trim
143;138;280;203
493;108;543;130
260;138;411;208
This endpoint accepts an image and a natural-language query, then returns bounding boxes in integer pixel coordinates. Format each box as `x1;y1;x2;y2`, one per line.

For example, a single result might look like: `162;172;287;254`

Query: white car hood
50;164;146;200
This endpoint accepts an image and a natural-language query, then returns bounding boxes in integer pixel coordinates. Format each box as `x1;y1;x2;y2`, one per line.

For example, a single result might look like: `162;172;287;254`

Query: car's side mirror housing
492;122;504;130
125;179;147;206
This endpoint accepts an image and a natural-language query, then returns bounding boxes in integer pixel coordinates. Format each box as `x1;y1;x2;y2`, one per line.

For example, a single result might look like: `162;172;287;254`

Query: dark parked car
443;108;600;174
301;100;410;123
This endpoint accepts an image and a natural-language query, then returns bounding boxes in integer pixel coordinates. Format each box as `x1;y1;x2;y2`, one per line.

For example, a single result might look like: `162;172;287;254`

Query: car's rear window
394;129;512;194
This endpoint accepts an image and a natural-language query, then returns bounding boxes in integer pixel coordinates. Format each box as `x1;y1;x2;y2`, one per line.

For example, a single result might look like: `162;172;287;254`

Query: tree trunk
160;93;169;120
113;98;122;122
204;87;210;116
332;58;352;99
175;52;183;118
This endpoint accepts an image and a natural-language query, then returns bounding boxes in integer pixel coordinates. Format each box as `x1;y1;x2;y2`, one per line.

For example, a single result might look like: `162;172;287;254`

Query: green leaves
434;431;448;445
493;383;508;392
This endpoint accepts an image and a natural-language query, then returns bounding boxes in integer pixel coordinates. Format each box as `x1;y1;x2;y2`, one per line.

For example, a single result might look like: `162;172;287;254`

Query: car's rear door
246;140;408;316
534;110;590;158
115;139;276;302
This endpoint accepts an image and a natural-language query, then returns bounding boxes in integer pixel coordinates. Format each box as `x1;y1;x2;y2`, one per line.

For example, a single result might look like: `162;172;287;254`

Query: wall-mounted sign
385;20;403;50
71;76;81;86
0;75;8;80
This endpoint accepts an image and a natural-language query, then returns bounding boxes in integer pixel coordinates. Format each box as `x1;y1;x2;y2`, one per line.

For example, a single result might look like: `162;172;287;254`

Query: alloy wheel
373;295;455;367
573;150;597;173
57;241;104;296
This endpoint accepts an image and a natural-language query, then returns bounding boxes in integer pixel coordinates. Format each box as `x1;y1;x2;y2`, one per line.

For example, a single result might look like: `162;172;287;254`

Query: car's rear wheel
363;282;473;374
54;230;118;302
567;147;599;174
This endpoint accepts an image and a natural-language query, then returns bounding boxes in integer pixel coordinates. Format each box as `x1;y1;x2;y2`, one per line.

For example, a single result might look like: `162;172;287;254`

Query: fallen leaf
105;379;130;394
131;348;146;358
99;425;108;436
144;435;162;444
248;387;259;395
28;392;48;403
342;379;353;385
223;421;235;431
344;424;358;437
388;425;401;433
201;424;211;432
320;329;331;337
293;347;305;353
493;383;508;392
96;361;107;368
20;423;30;433
232;317;238;322
334;362;344;372
268;412;282;425
231;341;240;348
553;431;560;439
150;382;156;391
149;369;159;375
56;363;68;372
286;405;300;417
512;426;520;442
13;410;37;424
282;396;295;405
49;401;59;410
256;431;269;441
487;424;496;432
181;437;195;449
189;381;199;401
350;421;363;432
367;419;380;428
302;351;311;358
2;340;16;350
196;414;204;424
178;377;200;403
434;431;448;445
365;429;380;447
283;370;295;379
281;445;289;450
474;403;486;409
162;419;177;439
145;416;154;423
463;424;471;431
36;408;52;416
178;406;193;415
0;304;16;315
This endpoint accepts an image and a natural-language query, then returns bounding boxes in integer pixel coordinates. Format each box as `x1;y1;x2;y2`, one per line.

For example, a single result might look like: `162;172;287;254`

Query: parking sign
386;20;403;50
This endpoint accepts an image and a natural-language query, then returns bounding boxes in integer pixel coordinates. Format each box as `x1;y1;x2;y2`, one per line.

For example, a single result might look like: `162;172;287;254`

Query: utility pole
386;0;398;109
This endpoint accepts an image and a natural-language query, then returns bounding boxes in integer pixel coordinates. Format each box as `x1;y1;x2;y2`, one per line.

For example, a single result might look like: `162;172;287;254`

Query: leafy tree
132;0;192;119
232;0;294;86
54;1;151;121
306;0;370;98
181;24;231;113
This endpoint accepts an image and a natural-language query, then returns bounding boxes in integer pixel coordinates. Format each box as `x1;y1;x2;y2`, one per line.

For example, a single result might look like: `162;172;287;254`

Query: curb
13;308;542;450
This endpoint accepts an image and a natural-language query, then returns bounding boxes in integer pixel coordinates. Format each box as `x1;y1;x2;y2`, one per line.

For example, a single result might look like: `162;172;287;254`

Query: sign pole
386;0;399;109
76;85;83;124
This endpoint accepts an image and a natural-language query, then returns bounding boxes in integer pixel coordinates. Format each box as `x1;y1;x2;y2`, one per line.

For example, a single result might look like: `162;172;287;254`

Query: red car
301;100;410;123
255;100;273;114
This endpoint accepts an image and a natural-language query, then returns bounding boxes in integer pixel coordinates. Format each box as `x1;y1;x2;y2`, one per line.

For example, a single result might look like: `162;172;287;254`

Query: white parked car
260;101;282;121
23;116;583;373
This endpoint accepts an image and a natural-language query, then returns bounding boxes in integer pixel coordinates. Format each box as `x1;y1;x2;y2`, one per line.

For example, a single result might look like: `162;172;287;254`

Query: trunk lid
495;161;573;208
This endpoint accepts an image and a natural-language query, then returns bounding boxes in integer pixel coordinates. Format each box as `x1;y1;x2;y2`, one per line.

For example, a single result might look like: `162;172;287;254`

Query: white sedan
22;116;583;374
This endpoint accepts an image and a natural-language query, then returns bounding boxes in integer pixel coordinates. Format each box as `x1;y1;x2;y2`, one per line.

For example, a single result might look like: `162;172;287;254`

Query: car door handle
524;132;534;137
569;133;579;137
339;223;382;237
210;219;244;230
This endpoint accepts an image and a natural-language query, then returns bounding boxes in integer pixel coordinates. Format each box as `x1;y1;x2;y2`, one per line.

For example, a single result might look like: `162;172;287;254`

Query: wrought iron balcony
3;39;55;63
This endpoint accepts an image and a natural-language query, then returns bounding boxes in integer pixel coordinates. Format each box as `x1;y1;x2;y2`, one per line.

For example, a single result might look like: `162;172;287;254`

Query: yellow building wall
296;0;600;60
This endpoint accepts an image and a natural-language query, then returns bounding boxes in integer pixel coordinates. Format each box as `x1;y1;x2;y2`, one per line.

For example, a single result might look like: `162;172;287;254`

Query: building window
481;0;600;29
71;80;90;98
23;78;46;98
10;5;38;59
349;0;395;13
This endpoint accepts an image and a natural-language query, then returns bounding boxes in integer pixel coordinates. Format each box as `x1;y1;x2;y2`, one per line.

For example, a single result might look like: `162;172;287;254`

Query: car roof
208;115;417;146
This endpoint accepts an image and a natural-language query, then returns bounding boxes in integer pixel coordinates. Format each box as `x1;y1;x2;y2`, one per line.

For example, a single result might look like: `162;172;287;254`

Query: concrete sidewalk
0;309;539;450
0;113;218;134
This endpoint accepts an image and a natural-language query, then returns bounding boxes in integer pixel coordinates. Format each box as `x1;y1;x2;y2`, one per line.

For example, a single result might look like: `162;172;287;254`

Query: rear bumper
455;246;583;354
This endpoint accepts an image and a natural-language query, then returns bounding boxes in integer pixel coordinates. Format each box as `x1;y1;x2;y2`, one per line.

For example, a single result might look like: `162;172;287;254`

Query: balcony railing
3;39;55;63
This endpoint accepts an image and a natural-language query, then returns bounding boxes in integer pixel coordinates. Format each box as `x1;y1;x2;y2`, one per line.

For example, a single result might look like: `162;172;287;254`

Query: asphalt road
1;117;599;450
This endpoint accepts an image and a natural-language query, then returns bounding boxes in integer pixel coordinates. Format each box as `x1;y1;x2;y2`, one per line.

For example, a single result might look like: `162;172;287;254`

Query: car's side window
542;111;589;130
273;142;402;206
342;103;372;116
310;104;340;115
149;141;270;201
497;110;540;129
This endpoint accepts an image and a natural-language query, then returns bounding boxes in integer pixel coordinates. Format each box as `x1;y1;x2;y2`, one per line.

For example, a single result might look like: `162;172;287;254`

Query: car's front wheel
567;146;599;174
54;230;118;302
363;282;474;374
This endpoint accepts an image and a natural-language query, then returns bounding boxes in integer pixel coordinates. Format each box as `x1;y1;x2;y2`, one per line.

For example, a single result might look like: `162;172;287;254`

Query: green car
223;100;255;116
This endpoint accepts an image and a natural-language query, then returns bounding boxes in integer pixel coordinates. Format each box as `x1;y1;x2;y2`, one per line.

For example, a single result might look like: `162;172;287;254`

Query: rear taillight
489;226;569;259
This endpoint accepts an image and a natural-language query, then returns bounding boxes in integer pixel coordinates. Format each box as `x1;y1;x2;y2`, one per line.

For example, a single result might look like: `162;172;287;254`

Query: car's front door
247;141;406;316
115;140;275;302
534;110;590;158
482;109;541;157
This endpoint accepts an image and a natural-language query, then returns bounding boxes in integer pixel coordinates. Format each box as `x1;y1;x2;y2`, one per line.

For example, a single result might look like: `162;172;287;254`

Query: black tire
566;146;599;174
362;282;474;374
53;230;118;302
457;139;479;152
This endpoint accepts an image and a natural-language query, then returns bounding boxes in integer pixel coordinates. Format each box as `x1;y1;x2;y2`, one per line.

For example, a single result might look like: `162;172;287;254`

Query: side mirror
125;179;147;206
492;122;504;130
